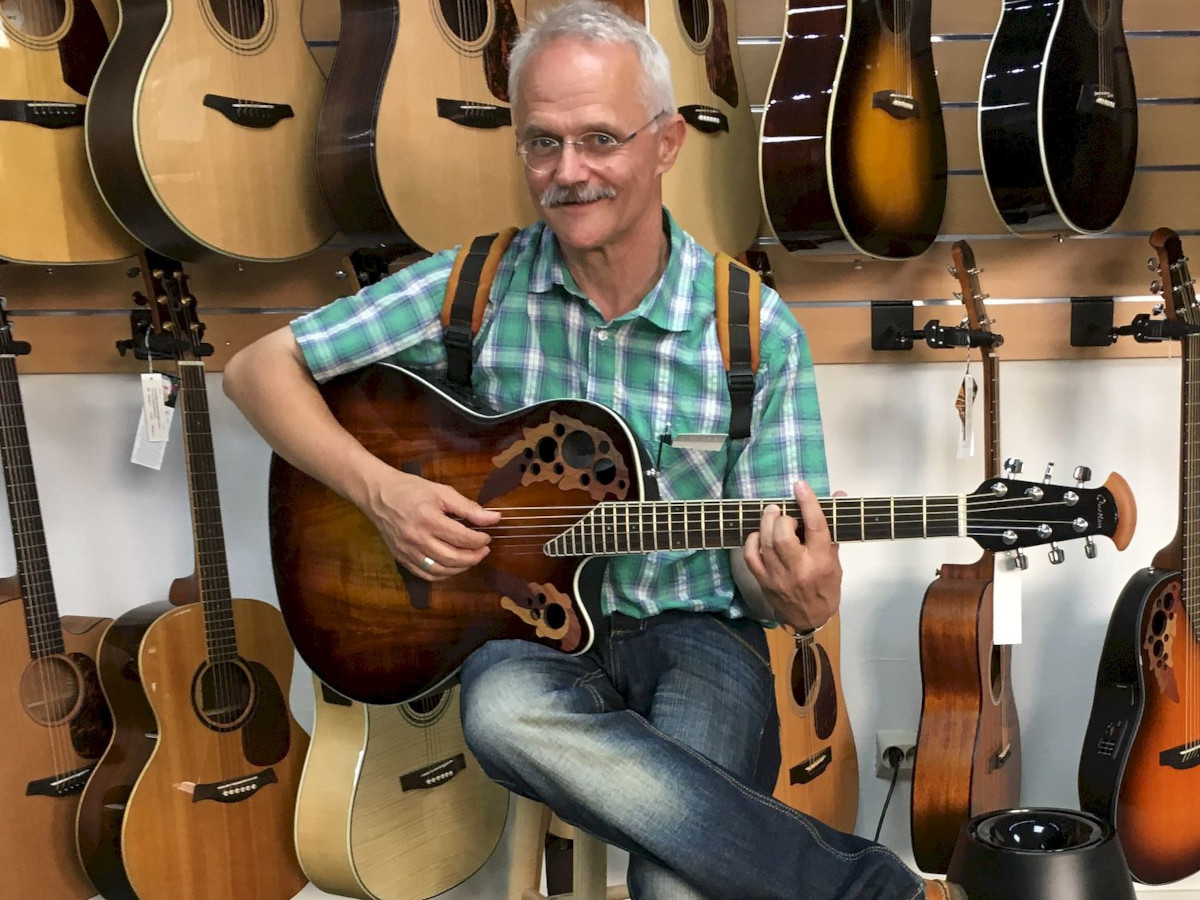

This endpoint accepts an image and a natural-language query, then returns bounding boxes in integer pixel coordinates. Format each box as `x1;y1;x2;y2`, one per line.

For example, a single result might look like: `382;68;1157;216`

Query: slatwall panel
4;0;1198;370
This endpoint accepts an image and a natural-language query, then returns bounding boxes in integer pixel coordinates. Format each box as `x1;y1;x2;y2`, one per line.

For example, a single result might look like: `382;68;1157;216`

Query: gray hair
508;0;675;120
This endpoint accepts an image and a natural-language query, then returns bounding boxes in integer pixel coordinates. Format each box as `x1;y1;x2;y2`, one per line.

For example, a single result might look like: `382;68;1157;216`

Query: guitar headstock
967;470;1136;556
141;258;212;362
0;299;30;357
950;240;1000;357
1150;227;1197;326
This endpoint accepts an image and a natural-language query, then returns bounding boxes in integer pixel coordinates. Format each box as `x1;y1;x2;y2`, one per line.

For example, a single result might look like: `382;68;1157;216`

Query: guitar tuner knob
1085;537;1097;559
1073;466;1092;486
1153;303;1166;316
1148;256;1161;273
1014;549;1028;571
1048;543;1065;565
1042;462;1055;484
1003;457;1024;475
948;265;958;277
953;291;963;301
1151;280;1163;295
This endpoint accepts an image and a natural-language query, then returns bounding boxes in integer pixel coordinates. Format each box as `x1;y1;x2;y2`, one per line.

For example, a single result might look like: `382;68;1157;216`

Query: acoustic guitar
1079;229;1200;884
267;363;1134;705
0;303;113;899
295;678;508;900
911;242;1021;874
317;0;534;253
84;0;334;261
0;0;138;263
759;0;947;259
77;261;309;899
979;0;1137;235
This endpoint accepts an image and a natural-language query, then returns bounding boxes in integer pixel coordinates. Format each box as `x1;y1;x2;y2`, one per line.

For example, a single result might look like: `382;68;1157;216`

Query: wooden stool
507;795;630;900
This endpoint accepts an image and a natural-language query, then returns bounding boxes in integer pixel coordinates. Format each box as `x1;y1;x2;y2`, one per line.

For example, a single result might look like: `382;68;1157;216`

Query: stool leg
509;795;553;900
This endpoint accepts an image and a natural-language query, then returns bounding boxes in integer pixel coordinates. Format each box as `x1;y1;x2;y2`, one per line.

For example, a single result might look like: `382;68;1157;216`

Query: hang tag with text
992;551;1023;645
956;373;977;459
131;373;179;469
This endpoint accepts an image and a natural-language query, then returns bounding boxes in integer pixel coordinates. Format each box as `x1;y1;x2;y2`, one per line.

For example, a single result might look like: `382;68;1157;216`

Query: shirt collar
526;210;702;334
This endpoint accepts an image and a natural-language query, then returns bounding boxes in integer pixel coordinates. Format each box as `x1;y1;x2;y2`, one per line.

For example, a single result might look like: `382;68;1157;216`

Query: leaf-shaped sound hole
207;0;266;42
439;0;490;44
0;0;65;38
676;0;711;45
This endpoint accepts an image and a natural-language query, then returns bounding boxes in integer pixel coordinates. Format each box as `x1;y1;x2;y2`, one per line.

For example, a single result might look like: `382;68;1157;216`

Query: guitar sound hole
789;645;817;708
438;0;490;44
399;689;451;726
193;660;255;731
0;0;66;38
208;0;266;42
874;0;911;35
989;645;1004;705
676;0;711;46
20;655;83;726
1083;0;1111;30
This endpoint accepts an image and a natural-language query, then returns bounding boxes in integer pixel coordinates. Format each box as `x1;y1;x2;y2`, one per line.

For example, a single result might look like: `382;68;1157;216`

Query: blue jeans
459;611;923;900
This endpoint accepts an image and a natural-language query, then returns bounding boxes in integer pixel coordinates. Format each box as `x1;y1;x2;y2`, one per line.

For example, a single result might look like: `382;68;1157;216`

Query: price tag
956;373;977;459
992;551;1023;645
131;373;179;469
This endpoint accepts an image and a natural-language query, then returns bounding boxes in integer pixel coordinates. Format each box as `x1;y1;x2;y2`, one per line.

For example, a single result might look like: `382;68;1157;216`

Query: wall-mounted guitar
979;0;1137;235
268;362;1134;705
1079;228;1200;884
0;0;138;262
759;0;947;259
0;300;113;898
84;0;334;261
318;0;535;253
911;241;1022;874
76;258;309;899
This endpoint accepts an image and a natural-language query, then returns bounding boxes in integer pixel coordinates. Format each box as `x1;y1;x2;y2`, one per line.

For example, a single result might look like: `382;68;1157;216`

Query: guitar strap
441;234;761;439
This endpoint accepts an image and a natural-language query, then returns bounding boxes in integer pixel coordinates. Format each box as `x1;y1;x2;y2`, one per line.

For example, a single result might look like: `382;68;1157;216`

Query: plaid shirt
292;213;828;619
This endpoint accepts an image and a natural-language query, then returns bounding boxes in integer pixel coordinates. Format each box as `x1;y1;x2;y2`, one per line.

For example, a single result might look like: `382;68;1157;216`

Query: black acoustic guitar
979;0;1137;235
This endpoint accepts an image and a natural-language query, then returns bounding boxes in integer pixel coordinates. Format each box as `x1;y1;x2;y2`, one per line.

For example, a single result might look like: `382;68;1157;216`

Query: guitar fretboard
1171;243;1200;642
178;361;237;662
544;495;965;557
0;354;64;657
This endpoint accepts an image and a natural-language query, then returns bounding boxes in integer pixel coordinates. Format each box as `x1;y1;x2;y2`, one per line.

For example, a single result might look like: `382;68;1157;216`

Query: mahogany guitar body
76;600;174;900
85;0;334;260
912;553;1021;874
0;0;138;263
117;599;308;900
296;678;508;899
1079;565;1200;884
760;0;947;259
767;613;858;832
0;590;111;899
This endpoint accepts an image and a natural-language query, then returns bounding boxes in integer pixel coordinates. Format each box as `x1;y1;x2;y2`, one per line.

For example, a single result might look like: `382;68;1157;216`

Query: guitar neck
178;360;238;661
0;354;63;656
545;494;966;557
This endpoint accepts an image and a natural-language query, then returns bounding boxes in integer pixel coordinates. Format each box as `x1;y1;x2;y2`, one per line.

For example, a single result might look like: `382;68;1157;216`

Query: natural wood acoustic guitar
84;0;334;261
1079;229;1200;884
295;678;508;900
0;0;138;263
759;0;947;259
76;260;308;899
910;242;1022;873
267;363;1133;705
0;302;113;898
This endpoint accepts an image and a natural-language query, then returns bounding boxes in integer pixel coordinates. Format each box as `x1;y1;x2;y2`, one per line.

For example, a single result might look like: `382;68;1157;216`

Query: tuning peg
1003;457;1024;476
1042;462;1055;484
953;291;963;301
1151;280;1163;295
1048;543;1065;565
1148;256;1160;273
1014;549;1028;571
1073;466;1092;486
1153;303;1166;316
1085;537;1097;559
948;265;958;277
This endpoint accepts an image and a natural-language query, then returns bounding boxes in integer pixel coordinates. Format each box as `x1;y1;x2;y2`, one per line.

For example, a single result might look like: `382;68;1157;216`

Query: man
224;2;964;897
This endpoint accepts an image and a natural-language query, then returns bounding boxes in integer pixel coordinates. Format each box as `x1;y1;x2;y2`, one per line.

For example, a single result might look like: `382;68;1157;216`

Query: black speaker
945;808;1136;900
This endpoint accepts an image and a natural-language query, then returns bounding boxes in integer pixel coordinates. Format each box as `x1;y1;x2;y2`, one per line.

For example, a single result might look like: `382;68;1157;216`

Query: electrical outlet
875;729;917;778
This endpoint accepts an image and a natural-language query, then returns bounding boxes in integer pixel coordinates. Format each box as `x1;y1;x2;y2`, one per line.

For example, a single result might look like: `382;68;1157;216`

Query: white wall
8;360;1196;898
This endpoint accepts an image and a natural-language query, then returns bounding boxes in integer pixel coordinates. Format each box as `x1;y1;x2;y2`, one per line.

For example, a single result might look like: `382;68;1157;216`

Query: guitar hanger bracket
870;301;915;351
116;307;202;360
1069;296;1116;347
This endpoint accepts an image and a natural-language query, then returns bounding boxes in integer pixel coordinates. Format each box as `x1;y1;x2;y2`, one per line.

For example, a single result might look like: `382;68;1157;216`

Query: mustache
540;183;617;207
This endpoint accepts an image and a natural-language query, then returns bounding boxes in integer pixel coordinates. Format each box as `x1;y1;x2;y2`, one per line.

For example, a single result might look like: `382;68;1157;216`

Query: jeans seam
712;617;773;674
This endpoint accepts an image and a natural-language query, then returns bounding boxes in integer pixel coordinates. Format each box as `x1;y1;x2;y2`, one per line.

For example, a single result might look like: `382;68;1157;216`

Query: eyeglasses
515;113;666;173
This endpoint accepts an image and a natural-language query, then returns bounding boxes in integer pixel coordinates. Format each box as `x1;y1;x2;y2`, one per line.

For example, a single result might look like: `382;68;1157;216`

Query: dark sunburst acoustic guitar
1079;229;1200;885
0;302;113;899
759;0;947;259
268;363;1133;706
84;0;334;260
979;0;1137;235
0;0;138;263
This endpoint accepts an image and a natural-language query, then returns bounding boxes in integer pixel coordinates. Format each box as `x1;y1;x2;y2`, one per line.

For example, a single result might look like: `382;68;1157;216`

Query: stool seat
507;795;630;900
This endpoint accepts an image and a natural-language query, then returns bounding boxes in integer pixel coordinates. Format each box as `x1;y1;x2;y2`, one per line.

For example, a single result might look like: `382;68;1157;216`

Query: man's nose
554;142;589;183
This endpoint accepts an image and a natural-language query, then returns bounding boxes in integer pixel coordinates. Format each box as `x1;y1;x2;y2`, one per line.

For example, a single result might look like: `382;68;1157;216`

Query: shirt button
596;329;609;342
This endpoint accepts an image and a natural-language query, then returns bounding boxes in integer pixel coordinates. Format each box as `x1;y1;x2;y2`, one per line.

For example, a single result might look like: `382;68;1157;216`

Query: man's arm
223;326;499;579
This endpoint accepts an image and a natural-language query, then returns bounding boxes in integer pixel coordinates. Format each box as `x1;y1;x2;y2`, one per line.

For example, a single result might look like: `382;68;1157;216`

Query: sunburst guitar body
296;678;508;900
85;0;334;260
0;0;138;263
760;0;946;259
766;614;858;832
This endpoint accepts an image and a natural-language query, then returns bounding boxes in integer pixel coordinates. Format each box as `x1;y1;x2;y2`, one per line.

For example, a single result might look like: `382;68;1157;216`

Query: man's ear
654;112;687;175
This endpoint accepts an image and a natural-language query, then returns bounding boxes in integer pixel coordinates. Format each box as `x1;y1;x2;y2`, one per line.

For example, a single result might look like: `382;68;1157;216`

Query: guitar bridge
1077;85;1119;118
871;91;919;120
788;747;833;785
0;100;85;129
989;742;1013;772
679;105;729;134
436;99;512;130
202;94;294;129
399;753;466;791
1160;741;1200;771
25;765;93;797
190;768;278;803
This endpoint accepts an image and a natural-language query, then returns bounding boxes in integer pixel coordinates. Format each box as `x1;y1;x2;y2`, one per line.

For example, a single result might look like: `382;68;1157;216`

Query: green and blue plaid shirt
292;213;828;619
